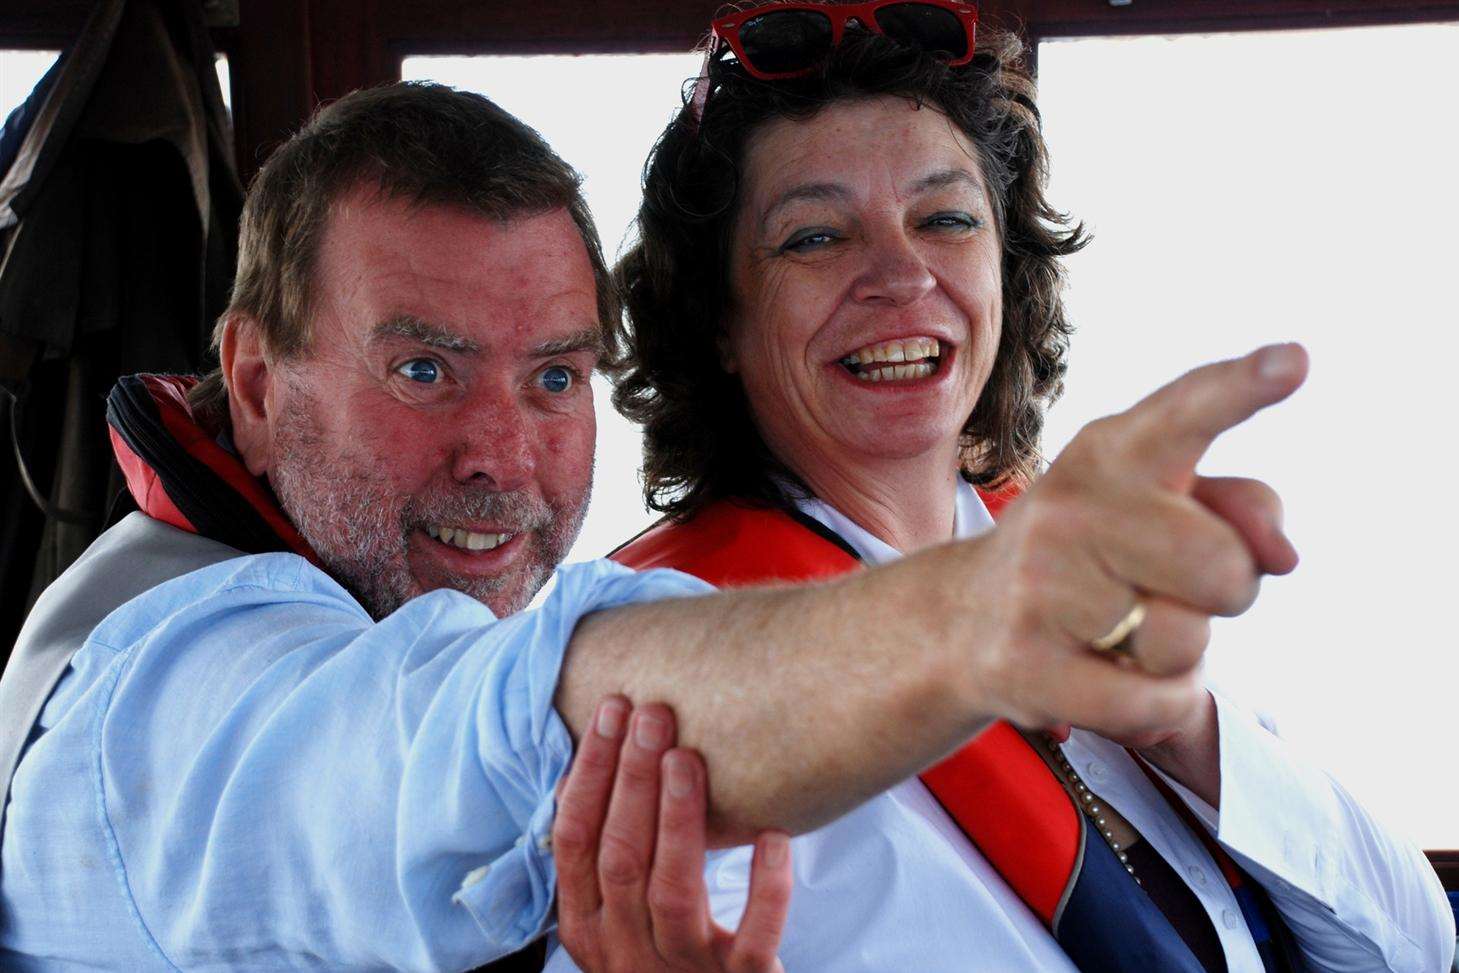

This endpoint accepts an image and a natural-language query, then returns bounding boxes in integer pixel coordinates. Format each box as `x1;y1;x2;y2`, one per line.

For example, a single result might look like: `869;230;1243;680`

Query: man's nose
851;232;937;306
449;392;536;491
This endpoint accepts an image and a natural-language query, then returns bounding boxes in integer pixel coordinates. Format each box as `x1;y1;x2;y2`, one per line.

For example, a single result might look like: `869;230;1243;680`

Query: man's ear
220;314;275;477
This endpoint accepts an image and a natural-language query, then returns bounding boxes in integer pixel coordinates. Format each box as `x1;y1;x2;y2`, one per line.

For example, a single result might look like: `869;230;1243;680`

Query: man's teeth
425;525;512;551
839;337;941;382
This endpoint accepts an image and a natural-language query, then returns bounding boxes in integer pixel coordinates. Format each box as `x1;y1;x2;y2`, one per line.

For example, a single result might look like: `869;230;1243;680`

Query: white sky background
4;29;1453;845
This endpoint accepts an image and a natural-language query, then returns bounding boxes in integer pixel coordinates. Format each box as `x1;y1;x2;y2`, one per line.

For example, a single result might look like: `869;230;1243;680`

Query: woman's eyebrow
759;182;851;234
910;168;986;197
909;167;986;199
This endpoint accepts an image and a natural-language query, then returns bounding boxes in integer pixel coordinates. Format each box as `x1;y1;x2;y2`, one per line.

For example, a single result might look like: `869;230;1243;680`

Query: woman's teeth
856;362;936;382
426;525;512;551
840;337;942;382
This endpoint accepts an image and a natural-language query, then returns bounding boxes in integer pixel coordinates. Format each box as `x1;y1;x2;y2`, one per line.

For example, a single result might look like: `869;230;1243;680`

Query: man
1;83;1444;972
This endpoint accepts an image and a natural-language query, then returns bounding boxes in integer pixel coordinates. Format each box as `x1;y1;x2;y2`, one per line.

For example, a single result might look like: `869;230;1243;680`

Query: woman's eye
924;212;979;231
781;228;840;253
538;365;574;393
396;358;442;384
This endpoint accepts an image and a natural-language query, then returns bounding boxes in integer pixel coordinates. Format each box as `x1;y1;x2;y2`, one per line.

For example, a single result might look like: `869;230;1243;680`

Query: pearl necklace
1032;732;1143;886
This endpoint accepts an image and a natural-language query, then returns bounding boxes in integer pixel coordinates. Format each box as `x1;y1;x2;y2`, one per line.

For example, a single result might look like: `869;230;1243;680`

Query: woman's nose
851;234;937;306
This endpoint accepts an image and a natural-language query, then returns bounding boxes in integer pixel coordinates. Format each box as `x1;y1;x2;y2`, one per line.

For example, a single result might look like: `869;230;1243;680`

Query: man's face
264;188;600;619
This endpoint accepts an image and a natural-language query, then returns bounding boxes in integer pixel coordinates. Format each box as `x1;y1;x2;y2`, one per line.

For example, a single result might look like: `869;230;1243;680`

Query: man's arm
557;344;1310;845
68;556;709;970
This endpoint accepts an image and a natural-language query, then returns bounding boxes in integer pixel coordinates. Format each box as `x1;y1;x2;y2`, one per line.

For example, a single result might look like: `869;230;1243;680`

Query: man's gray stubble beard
268;386;590;621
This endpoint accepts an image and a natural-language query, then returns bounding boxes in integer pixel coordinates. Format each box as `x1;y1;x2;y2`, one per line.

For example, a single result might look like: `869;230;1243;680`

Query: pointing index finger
1124;343;1308;487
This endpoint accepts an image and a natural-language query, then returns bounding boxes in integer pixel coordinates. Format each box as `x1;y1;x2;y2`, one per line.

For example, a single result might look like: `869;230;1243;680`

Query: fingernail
1257;343;1301;381
595;698;626;739
761;832;788;868
634;711;669;750
664;751;695;798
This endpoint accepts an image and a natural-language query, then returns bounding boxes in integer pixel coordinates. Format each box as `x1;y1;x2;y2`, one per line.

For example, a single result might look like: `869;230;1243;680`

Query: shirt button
1186;864;1208;887
1087;761;1109;781
1222;908;1240;930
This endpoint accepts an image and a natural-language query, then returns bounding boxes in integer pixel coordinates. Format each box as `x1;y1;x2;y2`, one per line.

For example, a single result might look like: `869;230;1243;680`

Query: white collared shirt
546;481;1454;972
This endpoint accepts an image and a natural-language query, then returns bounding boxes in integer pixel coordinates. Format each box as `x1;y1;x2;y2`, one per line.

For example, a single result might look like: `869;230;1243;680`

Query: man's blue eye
540;366;573;393
397;359;441;384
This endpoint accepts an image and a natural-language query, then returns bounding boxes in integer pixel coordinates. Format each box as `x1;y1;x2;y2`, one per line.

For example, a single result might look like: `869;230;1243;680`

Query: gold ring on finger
1091;601;1146;654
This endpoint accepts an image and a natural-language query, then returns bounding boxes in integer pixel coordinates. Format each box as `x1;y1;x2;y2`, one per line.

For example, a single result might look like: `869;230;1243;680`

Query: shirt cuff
453;559;716;951
453;788;562;947
1162;690;1434;973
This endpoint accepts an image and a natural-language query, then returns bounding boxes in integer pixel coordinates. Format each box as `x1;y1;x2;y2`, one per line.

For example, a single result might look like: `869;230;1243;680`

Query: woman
548;5;1453;971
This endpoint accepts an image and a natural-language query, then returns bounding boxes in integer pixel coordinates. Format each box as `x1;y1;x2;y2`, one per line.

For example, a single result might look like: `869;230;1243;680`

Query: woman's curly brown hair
611;24;1087;518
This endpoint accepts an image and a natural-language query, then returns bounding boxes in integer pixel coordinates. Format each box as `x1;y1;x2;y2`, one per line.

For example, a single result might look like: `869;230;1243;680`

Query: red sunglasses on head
711;0;979;81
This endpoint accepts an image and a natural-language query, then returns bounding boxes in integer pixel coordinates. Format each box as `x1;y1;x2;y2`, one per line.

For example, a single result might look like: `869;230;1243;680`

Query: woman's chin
828;421;961;468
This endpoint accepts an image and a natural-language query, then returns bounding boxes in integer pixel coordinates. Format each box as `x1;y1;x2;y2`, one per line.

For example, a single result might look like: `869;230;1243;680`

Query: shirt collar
789;478;995;568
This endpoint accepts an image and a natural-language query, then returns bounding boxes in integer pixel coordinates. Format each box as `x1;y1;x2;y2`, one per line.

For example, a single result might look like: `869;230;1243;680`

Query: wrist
1137;689;1221;806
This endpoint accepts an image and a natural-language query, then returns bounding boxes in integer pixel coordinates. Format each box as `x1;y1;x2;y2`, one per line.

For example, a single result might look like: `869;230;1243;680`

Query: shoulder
610;499;860;586
89;550;366;652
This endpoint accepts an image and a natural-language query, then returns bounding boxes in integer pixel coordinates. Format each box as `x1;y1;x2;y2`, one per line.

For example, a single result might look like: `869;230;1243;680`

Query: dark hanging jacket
0;0;241;667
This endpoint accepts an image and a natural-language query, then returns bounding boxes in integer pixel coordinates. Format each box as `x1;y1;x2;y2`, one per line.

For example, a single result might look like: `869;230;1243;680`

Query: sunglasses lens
873;3;969;60
739;10;834;74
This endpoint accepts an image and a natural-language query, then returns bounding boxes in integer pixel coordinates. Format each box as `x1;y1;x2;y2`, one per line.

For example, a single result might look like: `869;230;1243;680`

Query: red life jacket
610;496;1300;973
609;493;1082;924
107;373;320;563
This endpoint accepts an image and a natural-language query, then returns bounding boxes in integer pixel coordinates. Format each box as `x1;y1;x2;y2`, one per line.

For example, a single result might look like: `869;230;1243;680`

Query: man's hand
552;697;792;973
947;343;1308;749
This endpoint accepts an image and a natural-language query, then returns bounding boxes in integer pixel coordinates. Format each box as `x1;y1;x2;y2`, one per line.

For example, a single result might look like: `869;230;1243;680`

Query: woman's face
725;95;1002;483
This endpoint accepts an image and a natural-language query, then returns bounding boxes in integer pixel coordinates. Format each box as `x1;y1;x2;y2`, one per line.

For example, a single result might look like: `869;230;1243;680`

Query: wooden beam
1023;0;1459;39
0;0;94;47
231;0;312;185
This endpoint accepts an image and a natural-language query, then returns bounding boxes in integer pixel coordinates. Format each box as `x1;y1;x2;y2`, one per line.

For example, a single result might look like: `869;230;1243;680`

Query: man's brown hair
191;81;617;428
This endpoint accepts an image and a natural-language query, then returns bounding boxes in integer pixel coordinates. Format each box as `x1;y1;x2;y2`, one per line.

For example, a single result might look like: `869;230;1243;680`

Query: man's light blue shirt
0;549;710;971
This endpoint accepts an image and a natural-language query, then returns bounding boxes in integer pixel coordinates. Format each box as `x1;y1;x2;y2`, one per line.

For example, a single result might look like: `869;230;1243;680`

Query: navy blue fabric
1055;817;1209;973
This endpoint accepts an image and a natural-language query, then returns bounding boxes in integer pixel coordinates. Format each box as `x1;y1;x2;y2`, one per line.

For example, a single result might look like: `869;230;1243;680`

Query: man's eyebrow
530;327;605;360
910;168;986;199
369;315;481;354
759;182;852;234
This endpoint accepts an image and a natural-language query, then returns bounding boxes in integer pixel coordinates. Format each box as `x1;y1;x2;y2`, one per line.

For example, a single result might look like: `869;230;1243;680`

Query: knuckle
752;878;793;915
596;830;647;888
1072;415;1127;465
614;754;661;790
1203;548;1257;614
729;946;778;973
646;876;699;924
572;743;618;777
551;814;595;859
554;913;583;949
